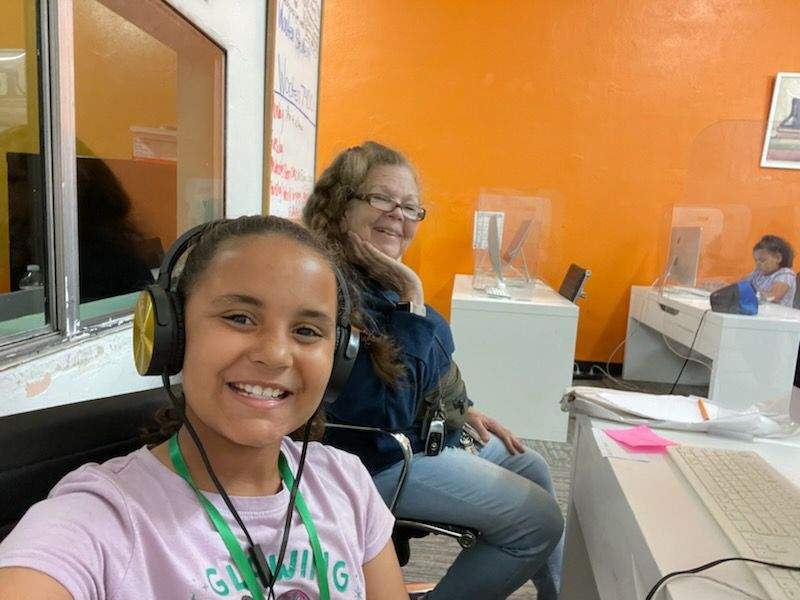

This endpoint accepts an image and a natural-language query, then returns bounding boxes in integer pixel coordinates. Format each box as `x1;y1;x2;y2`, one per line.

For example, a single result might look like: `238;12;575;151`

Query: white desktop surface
623;286;800;411
449;274;578;441
652;288;800;331
562;415;800;600
450;277;577;316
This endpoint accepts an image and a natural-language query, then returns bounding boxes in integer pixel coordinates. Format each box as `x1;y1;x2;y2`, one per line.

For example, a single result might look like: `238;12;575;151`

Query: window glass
0;0;50;340
73;0;224;320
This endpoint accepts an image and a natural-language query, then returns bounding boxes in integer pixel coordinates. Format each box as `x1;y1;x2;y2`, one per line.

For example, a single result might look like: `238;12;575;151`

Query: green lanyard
168;435;330;600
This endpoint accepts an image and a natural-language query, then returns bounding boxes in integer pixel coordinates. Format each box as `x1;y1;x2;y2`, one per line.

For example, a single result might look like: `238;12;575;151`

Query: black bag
417;361;470;436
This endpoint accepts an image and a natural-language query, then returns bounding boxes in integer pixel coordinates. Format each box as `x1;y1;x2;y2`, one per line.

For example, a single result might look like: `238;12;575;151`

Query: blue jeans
372;434;565;599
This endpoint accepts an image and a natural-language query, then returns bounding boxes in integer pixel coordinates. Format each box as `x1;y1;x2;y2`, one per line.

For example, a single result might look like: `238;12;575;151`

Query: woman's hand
348;231;425;309
466;408;526;455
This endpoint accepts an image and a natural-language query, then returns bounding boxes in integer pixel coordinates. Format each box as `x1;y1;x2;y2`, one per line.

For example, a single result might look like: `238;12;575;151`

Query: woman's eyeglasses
354;193;426;222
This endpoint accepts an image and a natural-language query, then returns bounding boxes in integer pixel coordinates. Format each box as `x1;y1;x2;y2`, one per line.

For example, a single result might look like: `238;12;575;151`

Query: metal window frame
49;0;80;337
0;0;82;363
0;0;229;367
74;0;228;333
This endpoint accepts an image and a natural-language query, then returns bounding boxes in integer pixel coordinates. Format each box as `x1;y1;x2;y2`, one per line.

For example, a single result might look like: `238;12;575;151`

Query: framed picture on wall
761;72;800;170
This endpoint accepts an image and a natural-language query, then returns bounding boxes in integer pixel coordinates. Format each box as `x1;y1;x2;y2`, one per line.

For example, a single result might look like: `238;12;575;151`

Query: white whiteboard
267;0;322;219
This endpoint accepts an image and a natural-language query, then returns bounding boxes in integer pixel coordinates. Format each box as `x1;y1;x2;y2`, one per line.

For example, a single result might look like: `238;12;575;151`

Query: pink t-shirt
0;440;394;600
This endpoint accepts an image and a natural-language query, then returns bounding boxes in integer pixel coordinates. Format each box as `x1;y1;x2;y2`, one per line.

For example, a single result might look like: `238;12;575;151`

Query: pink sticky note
603;425;676;453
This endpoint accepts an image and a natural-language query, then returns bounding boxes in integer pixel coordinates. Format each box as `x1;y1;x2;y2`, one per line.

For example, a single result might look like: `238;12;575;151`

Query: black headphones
132;220;360;403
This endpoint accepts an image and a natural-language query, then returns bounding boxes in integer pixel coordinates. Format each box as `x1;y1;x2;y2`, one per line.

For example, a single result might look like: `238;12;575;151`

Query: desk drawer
635;295;718;359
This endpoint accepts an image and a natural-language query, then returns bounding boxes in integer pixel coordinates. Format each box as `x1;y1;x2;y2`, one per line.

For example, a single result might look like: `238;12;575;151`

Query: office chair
558;263;591;303
325;423;478;567
0;387;170;541
794;272;800;310
794;272;800;394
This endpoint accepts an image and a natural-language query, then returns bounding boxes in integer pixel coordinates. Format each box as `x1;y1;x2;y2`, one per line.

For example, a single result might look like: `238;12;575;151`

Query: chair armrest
324;423;412;513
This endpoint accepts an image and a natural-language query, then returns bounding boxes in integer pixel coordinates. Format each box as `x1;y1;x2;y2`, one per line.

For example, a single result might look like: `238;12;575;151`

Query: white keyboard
485;286;511;299
669;445;800;599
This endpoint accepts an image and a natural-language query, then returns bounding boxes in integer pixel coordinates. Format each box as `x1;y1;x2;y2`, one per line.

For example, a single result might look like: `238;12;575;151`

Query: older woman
303;142;564;599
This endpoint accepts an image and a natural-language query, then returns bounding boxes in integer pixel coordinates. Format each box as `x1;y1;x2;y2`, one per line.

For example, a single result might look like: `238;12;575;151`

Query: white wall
165;0;267;218
0;0;267;417
0;329;161;415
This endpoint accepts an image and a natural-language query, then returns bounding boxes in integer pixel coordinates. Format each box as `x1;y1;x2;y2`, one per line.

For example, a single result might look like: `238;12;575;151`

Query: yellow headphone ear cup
133;291;156;375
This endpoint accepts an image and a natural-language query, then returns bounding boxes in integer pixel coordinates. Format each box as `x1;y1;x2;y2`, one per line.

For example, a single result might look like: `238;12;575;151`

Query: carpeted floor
400;377;708;598
400;436;574;599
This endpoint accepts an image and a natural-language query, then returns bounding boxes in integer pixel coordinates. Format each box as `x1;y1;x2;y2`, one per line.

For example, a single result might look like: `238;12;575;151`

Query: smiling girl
747;235;796;307
0;216;407;600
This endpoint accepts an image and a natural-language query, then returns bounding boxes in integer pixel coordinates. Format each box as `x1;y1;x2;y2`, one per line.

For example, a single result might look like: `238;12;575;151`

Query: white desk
449;274;578;441
623;286;800;411
561;415;800;600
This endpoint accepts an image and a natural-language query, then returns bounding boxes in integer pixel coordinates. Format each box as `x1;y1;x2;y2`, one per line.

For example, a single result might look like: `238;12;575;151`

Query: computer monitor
501;219;534;265
665;226;702;287
558;264;590;302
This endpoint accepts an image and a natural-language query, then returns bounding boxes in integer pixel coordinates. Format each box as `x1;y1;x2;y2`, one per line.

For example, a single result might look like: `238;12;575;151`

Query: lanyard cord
167;432;330;600
169;434;267;600
161;376;328;599
271;421;310;586
162;377;263;561
278;450;331;600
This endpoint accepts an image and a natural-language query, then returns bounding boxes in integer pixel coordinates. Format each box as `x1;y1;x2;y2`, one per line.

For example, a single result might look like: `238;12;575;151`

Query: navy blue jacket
324;277;464;474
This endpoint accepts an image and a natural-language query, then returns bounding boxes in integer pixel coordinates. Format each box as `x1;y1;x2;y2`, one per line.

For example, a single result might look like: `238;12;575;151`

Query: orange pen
697;398;710;421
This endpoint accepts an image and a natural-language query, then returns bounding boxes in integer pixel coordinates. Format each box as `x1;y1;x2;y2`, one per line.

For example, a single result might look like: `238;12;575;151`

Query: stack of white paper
562;386;784;438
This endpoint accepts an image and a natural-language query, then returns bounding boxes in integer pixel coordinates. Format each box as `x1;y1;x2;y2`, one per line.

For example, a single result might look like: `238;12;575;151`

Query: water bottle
19;264;43;290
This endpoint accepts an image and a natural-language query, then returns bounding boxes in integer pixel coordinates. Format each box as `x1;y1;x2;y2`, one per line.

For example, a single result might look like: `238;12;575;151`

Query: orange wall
104;159;177;250
74;0;177;160
317;0;800;361
73;0;178;250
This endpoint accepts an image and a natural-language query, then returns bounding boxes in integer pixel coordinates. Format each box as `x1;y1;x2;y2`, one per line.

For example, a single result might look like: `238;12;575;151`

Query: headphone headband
156;221;352;324
156;222;213;289
334;268;352;328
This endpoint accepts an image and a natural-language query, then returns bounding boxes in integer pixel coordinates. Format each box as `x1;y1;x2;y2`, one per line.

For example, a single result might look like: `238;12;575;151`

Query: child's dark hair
146;215;360;444
754;235;795;269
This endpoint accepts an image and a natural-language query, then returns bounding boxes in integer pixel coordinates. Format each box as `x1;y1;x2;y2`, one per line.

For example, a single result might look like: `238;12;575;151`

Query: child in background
747;235;797;307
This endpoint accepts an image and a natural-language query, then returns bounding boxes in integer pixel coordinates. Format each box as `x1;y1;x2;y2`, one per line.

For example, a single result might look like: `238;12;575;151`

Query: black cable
161;374;294;599
668;309;710;395
266;419;313;597
645;556;800;599
162;376;262;549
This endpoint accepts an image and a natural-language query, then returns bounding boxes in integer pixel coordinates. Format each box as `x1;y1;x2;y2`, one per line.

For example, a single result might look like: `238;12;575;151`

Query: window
74;0;225;322
0;1;50;342
0;0;225;355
